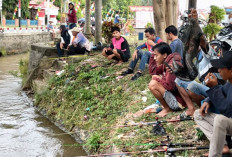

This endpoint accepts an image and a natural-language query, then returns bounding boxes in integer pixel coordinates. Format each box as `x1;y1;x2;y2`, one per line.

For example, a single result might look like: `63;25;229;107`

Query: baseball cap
70;27;81;32
210;51;232;68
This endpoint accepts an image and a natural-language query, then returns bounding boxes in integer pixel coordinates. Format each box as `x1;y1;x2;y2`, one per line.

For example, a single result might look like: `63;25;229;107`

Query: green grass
32;46;209;156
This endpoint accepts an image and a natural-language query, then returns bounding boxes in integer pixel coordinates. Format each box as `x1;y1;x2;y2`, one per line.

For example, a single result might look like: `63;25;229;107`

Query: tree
2;0;18;18
152;0;179;42
21;0;30;19
203;5;226;41
95;0;102;44
84;0;91;37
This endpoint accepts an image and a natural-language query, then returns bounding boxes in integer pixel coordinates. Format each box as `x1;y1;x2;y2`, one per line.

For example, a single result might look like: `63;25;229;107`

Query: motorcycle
78;18;95;36
210;24;232;56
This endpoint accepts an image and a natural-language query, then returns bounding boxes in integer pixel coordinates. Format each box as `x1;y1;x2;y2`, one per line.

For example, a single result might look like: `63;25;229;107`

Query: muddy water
0;54;86;157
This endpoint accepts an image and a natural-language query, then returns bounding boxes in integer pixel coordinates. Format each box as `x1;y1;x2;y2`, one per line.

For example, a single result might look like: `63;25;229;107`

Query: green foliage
85;133;101;152
102;21;119;43
203;23;222;40
196;128;206;140
210;5;226;23
2;0;18;18
19;58;29;85
2;0;30;19
128;25;134;34
0;47;7;57
21;0;30;19
145;22;153;28
203;5;225;41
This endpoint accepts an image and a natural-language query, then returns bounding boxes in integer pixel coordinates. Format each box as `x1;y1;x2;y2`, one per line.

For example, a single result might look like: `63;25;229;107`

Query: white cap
70;27;81;32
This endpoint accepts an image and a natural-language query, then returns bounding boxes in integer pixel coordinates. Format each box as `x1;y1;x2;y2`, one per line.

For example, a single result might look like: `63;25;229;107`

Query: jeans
175;78;209;97
56;42;68;57
69;23;77;30
129;50;151;72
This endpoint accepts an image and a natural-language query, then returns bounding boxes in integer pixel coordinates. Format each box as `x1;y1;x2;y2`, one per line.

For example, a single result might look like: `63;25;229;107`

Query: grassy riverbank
32;50;208;156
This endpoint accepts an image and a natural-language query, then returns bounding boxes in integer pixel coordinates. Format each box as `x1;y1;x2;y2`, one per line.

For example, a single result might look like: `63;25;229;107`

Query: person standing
67;2;77;30
114;11;120;24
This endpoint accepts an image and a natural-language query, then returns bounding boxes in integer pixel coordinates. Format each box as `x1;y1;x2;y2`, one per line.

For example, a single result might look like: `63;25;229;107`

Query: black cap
210;51;232;69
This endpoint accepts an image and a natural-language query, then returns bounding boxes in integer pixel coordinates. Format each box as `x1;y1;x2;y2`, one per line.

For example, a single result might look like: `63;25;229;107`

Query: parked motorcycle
210;24;232;56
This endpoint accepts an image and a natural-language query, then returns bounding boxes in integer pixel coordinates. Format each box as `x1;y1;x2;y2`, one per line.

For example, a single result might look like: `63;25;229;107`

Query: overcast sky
179;0;232;12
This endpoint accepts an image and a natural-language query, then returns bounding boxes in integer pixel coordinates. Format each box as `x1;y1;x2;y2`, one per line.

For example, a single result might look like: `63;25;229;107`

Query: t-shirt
170;38;183;62
73;32;90;51
114;14;120;24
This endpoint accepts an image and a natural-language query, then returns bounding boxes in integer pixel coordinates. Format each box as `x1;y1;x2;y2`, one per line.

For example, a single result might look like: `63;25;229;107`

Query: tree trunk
166;0;173;27
153;0;167;42
188;0;197;9
95;0;102;44
84;0;91;38
172;0;178;27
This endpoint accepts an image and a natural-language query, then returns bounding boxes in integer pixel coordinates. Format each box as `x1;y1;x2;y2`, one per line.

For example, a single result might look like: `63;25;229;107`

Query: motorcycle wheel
210;43;223;57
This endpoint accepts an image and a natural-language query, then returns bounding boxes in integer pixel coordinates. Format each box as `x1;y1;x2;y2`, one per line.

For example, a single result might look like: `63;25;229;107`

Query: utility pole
188;0;197;9
18;0;21;27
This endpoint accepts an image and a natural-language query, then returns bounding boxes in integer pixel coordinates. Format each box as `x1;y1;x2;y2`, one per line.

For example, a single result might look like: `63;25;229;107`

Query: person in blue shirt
114;11;120;24
194;51;232;157
121;28;162;80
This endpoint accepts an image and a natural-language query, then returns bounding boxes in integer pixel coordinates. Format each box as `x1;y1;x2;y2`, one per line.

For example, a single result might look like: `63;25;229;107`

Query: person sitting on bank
194;51;232;157
148;42;186;117
56;25;72;57
47;20;55;39
102;26;130;65
68;27;91;55
121;28;162;80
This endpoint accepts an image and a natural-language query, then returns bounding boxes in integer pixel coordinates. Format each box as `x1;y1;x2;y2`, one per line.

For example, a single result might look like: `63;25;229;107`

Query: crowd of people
101;25;232;157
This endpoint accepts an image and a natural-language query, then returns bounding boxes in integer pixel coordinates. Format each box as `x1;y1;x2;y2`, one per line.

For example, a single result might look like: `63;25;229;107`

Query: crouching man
194;51;232;157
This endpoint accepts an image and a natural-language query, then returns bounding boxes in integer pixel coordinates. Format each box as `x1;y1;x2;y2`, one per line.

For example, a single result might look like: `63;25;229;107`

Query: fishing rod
48;54;88;60
117;116;193;128
76;145;209;157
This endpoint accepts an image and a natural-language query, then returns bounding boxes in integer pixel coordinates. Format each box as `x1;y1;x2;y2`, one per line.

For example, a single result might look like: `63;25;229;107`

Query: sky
179;0;232;12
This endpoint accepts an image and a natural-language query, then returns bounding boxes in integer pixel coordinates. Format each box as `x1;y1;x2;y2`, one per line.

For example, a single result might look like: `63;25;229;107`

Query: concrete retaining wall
0;32;51;55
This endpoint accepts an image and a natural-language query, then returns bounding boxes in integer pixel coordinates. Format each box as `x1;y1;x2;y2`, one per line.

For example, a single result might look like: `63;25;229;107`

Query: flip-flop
172;111;192;121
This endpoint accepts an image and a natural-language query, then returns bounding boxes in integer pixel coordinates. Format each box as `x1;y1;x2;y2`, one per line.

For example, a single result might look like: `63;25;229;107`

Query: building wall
0;32;51;55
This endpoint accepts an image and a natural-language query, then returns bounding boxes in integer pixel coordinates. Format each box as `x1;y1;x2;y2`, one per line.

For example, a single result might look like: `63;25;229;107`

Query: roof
129;6;153;12
29;0;59;10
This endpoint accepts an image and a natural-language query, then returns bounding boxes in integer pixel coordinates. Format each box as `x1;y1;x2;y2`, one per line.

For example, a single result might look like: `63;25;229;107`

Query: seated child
102;26;130;65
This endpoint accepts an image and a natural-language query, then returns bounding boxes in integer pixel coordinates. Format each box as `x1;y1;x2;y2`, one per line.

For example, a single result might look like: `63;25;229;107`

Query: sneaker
131;72;142;80
121;69;133;76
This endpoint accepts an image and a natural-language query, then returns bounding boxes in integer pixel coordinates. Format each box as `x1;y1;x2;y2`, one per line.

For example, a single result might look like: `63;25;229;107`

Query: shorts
106;50;129;62
175;78;209;97
163;90;181;111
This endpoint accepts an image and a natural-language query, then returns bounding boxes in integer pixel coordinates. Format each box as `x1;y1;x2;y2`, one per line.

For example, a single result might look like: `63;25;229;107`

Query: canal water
0;54;86;157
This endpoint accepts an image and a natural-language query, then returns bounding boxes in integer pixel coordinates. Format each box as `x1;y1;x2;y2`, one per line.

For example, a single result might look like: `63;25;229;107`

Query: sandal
172;111;193;121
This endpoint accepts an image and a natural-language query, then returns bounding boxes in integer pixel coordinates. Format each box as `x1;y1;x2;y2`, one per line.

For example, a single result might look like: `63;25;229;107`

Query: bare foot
133;110;144;118
157;109;172;117
107;55;115;60
222;145;230;154
116;61;123;66
185;108;195;116
203;145;230;157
